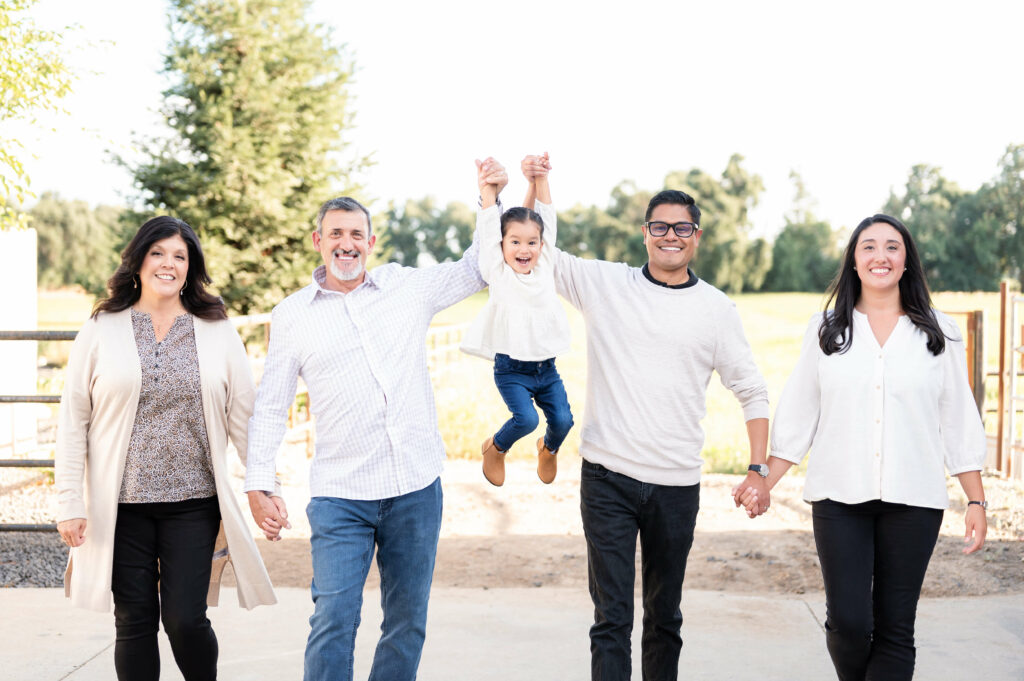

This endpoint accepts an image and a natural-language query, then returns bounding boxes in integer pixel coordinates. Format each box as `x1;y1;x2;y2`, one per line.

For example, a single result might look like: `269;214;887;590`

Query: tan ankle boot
482;437;506;486
537;437;557;484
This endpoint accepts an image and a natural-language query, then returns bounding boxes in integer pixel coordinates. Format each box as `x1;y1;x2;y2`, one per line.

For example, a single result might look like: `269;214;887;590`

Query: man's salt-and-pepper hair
316;197;373;237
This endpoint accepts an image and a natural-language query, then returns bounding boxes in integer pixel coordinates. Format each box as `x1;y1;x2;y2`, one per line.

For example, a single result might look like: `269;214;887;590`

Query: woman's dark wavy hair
818;213;946;356
92;216;227;320
500;206;545;239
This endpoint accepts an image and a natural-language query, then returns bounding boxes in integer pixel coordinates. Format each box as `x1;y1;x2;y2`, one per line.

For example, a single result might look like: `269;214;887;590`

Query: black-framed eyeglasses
644;221;698;238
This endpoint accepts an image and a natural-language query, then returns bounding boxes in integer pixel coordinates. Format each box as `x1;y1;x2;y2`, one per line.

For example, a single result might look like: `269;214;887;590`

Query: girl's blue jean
492;353;574;452
304;478;442;681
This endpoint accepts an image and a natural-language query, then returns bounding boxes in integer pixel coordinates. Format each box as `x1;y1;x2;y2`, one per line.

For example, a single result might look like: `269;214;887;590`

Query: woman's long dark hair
818;214;946;356
92;216;227;320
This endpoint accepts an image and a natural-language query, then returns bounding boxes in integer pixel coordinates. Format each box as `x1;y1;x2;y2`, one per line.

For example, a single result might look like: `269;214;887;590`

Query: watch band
967;500;988;510
748;464;769;478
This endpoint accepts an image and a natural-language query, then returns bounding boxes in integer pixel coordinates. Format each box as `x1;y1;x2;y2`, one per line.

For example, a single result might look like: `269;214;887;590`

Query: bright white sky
14;0;1024;238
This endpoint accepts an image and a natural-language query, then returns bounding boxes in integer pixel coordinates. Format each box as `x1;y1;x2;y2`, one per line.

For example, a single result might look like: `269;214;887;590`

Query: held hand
247;490;291;541
731;473;770;518
963;505;987;554
57;518;87;547
521;153;551;181
740;487;760;518
475;157;508;197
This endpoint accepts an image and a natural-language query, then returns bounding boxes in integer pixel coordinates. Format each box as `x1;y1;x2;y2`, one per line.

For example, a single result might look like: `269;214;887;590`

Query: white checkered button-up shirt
245;249;485;500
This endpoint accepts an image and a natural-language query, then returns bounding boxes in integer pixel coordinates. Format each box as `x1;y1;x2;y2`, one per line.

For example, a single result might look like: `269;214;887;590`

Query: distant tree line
27;143;1024;301
375;144;1024;294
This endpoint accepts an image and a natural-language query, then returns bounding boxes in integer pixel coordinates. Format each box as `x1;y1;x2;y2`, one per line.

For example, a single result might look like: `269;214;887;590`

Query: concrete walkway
2;587;1022;680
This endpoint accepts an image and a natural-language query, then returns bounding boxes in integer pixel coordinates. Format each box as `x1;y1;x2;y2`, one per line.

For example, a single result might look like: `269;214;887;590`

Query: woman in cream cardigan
55;216;278;681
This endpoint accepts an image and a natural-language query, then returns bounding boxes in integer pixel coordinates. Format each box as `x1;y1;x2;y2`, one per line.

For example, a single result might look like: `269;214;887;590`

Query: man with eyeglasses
534;173;771;679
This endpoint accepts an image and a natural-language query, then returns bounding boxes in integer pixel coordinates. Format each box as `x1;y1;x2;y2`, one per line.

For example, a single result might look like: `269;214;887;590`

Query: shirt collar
641;264;699;289
305;265;381;303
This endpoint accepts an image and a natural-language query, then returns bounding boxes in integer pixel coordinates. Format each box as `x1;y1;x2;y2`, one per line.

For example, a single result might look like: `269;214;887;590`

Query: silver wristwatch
748;464;769;478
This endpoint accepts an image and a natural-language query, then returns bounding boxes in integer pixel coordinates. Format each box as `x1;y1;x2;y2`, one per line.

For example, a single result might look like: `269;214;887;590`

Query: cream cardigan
55;308;277;612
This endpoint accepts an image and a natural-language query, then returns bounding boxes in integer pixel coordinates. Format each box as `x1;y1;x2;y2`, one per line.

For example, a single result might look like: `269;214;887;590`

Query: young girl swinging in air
461;153;573;486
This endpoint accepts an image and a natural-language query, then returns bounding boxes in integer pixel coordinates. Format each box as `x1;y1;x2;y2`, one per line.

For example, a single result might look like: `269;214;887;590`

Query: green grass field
38;287;1003;472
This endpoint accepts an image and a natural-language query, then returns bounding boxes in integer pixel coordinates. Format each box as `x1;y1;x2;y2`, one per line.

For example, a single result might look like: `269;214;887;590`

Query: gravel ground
3;453;1022;594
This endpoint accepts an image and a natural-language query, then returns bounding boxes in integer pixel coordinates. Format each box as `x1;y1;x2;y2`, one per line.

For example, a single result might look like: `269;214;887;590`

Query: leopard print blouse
118;309;217;503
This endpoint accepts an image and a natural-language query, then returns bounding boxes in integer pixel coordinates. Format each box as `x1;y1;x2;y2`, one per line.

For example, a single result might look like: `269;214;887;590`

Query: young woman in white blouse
460;154;574;486
739;214;987;681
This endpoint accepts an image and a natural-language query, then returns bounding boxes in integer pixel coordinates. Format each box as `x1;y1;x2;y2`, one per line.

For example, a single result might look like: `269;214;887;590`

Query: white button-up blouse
769;309;985;510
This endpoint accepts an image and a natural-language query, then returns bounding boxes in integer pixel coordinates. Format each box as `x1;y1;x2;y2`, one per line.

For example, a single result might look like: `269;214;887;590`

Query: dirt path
231;458;1024;597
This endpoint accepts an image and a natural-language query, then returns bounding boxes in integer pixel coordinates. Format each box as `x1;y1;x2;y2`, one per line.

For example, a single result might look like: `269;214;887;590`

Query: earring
133;275;138;289
180;279;188;296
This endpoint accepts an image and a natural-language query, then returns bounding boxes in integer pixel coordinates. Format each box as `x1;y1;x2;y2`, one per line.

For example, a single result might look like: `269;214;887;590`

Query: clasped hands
731;472;771;519
247;490;291;541
475;152;553;201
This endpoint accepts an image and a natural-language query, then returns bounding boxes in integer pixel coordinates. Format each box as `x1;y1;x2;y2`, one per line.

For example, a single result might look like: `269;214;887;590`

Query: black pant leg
580;461;641;681
637;482;699;681
112;503;162;681
812;500;877;681
157;496;222;681
866;504;942;681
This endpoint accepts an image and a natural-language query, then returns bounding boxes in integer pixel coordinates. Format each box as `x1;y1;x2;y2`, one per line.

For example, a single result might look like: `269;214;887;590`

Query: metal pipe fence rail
0;319;472;532
0;329;76;532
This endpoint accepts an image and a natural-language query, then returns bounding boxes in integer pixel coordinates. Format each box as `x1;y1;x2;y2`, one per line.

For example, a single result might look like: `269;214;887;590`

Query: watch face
749;464;768;477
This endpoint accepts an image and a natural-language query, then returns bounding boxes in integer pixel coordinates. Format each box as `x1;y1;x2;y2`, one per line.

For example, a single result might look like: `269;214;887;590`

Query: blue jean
492;353;574;452
304;478;443;681
580;460;700;681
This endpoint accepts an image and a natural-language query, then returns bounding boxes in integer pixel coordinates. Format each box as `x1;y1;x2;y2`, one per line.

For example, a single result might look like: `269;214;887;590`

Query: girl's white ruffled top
460;201;571;362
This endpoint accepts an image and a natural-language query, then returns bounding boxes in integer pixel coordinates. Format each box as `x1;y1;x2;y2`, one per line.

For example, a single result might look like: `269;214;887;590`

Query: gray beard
330;256;363;282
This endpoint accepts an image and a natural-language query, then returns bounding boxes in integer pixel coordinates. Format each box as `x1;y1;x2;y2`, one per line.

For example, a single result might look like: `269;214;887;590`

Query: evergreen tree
126;0;366;313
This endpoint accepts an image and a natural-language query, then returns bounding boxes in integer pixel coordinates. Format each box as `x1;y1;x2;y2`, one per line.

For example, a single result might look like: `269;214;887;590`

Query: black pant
580;460;700;681
812;499;943;681
112;495;221;681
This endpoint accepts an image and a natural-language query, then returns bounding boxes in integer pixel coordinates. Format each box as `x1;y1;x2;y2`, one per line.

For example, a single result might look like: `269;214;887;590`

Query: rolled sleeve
244;308;298;494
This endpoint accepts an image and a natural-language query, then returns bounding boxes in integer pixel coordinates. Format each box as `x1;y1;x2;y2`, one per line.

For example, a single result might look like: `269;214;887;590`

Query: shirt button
875;452;880;457
875;385;881;390
875;419;880;423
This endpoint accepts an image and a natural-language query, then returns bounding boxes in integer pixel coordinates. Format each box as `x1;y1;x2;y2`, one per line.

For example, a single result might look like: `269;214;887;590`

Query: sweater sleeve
552;248;601;312
935;313;987;475
769;315;823;464
55;318;98;521
713;298;770;421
